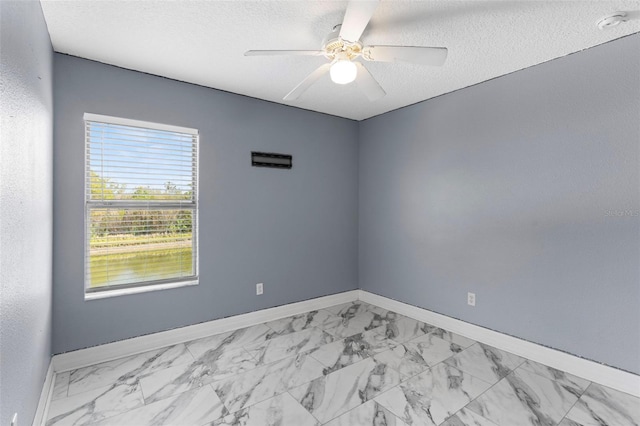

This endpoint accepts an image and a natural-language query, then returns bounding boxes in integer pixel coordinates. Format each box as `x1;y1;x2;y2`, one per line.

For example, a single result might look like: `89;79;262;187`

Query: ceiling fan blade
283;63;332;101
339;0;379;43
363;46;448;66
355;62;385;102
245;50;324;57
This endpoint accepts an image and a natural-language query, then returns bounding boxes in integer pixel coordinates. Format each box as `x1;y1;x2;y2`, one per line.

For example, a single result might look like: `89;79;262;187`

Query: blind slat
88;137;197;150
87;128;195;141
84;113;198;135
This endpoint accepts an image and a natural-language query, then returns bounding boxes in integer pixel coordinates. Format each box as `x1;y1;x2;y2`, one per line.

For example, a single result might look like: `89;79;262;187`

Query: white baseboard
31;359;54;426
45;287;638;409
52;290;359;373
359;290;640;398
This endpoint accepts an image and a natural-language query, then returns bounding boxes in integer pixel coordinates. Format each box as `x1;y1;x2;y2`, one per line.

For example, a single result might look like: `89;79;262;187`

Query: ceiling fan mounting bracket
321;24;362;61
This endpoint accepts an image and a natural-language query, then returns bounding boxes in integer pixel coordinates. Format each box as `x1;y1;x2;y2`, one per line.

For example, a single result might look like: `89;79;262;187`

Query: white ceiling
41;1;640;121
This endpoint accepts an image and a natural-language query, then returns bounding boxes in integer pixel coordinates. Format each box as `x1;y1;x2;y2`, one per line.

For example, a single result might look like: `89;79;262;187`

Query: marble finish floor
45;301;640;426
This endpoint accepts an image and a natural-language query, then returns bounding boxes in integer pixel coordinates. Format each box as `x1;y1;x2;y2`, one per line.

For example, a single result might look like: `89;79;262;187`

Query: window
84;113;198;297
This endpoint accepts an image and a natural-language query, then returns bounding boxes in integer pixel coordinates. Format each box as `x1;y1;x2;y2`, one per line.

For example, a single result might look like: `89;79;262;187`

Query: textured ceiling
40;1;640;121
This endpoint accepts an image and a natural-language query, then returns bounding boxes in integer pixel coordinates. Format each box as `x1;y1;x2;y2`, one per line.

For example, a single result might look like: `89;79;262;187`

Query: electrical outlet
256;283;263;295
11;413;17;426
467;292;476;306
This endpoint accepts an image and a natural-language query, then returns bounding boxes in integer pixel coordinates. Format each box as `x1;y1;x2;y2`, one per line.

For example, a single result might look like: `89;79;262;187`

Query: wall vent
251;152;292;169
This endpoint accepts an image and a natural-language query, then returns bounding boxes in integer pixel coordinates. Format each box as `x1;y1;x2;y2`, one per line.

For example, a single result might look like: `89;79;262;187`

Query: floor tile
46;382;144;426
308;326;397;374
247;327;334;365
441;408;499;426
307;335;370;375
325;311;397;339
564;382;640;426
355;327;400;354
324;302;399;338
466;368;580;426
187;324;278;358
212;352;325;413
323;399;408;426
265;310;342;335
139;346;258;403
374;332;466;379
41;300;638;426
52;371;70;401
444;343;524;384
93;385;226;426
67;344;193;396
324;319;373;339
372;344;430;380
213;392;319;426
323;302;358;315
290;357;402;424
427;328;476;349
519;359;590;397
557;419;582;426
407;331;469;362
374;363;492;426
381;315;436;343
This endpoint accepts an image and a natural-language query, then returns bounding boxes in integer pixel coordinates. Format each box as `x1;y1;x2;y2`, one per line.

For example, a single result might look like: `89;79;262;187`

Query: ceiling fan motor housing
322;24;362;61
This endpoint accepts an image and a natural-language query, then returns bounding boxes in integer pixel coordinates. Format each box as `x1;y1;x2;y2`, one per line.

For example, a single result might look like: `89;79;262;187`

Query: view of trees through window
89;171;192;236
88;171;195;289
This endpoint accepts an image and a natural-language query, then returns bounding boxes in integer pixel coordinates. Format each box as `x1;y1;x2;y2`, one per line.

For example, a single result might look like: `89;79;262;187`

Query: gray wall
359;34;640;374
52;54;359;354
51;30;639;374
0;1;53;424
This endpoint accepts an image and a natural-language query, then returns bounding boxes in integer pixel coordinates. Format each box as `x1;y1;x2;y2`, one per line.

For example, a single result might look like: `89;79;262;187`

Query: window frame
83;113;199;299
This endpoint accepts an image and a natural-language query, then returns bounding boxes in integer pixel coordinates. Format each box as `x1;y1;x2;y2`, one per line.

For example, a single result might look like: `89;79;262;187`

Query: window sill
84;279;199;301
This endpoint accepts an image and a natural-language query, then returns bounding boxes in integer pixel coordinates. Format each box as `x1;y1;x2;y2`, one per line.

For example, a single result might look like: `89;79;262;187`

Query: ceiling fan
245;0;448;102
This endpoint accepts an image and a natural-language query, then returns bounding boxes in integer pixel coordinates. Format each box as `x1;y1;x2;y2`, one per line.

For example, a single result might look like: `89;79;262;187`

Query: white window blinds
84;113;199;292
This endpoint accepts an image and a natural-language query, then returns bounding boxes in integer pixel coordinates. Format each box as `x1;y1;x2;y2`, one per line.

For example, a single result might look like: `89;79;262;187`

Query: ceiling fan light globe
330;60;357;85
